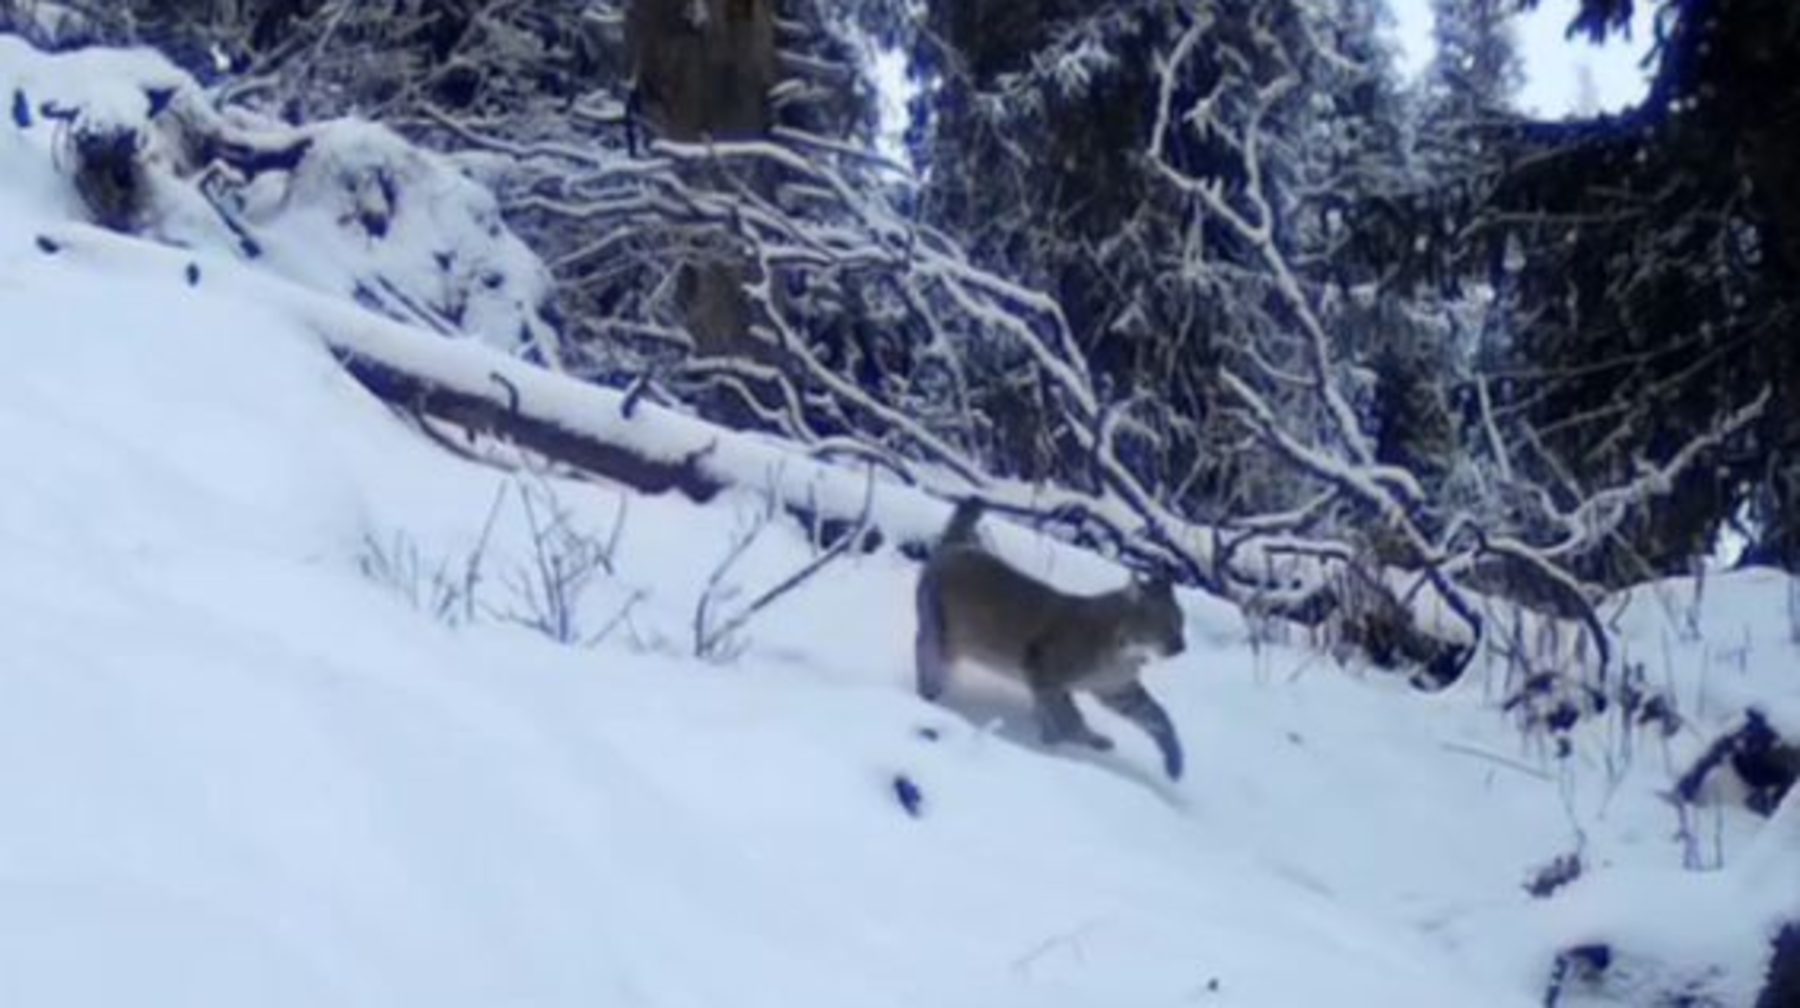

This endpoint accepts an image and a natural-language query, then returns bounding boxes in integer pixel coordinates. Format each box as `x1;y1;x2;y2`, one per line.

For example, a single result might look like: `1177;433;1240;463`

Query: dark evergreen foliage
915;1;1414;516
1452;0;1800;578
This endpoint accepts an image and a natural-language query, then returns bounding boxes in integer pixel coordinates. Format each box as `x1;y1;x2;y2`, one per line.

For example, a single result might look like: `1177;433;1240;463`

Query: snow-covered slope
1;37;1795;1008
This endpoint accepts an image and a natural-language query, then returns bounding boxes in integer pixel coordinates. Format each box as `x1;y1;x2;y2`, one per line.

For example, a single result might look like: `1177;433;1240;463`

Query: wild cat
913;500;1188;779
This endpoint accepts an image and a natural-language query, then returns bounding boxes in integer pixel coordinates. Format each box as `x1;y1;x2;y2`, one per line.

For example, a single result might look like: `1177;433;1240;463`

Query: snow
0;36;559;363
0;36;1794;1008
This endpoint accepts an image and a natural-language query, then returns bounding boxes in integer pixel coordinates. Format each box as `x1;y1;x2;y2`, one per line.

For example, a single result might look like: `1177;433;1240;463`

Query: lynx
914;500;1188;779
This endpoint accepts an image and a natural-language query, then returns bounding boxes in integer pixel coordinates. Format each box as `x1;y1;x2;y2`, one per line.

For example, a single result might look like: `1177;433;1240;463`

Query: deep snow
0;36;1795;1008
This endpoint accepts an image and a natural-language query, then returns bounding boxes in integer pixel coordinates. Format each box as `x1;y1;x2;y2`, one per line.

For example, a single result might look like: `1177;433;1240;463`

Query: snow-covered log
334;350;725;504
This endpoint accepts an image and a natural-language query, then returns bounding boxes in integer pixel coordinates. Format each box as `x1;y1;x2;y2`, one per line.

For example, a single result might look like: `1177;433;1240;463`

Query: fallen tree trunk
43;219;925;533
334;349;725;503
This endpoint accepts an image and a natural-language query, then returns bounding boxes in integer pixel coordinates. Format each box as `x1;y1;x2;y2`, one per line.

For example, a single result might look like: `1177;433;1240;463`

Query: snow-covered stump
1;36;561;363
1676;709;1800;817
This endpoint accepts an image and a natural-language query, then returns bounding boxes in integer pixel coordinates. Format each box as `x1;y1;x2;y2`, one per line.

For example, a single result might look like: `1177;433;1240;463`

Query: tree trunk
627;0;775;361
627;0;774;143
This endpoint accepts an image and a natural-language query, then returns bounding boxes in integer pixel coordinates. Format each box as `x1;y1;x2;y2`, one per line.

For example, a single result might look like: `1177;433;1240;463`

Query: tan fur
914;501;1190;778
927;548;1180;692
